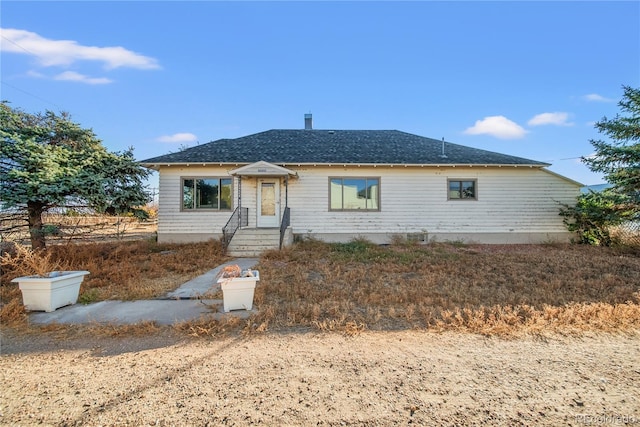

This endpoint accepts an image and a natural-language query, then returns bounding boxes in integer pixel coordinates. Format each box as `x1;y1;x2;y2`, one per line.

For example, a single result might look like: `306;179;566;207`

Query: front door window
257;179;280;227
261;183;276;216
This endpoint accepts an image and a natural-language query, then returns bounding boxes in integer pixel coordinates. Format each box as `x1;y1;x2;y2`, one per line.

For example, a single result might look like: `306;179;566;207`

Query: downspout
238;176;242;229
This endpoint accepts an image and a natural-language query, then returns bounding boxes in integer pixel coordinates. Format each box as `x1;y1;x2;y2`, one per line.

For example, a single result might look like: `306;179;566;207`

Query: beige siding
156;164;580;243
287;166;578;235
157;166;240;238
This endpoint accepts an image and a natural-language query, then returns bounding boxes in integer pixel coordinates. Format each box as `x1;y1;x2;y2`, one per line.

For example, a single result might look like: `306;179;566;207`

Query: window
448;179;476;200
330;177;380;211
182;178;232;210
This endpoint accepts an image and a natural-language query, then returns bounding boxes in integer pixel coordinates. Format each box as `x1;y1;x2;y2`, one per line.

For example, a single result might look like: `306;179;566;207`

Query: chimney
304;113;313;130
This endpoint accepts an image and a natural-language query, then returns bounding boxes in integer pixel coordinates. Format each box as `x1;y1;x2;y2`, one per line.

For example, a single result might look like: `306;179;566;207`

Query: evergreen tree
560;86;639;245
0;102;151;249
583;85;640;205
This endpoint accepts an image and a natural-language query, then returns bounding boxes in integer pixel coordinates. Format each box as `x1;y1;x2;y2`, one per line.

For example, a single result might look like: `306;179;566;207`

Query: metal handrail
222;207;248;249
279;207;290;249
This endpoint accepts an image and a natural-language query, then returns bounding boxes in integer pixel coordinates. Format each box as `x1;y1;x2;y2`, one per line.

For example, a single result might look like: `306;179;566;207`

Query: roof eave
280;162;550;168
140;161;549;169
541;168;584;187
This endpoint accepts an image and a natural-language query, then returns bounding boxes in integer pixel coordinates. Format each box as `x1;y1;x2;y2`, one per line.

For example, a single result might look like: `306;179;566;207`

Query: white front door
257;179;280;227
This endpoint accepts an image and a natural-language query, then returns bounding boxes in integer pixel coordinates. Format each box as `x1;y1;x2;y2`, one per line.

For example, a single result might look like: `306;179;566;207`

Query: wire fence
611;221;640;247
0;213;157;245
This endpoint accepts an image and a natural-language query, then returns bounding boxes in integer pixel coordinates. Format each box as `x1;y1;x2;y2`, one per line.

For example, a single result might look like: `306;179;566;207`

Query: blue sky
2;1;639;190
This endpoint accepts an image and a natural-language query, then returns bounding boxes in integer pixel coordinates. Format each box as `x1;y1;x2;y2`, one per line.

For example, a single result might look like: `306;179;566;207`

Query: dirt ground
1;329;639;426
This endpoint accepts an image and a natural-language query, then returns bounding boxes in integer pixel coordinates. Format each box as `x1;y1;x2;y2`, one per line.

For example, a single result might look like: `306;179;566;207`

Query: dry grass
1;239;229;325
0;244;70;278
86;321;163;337
174;316;247;338
250;239;640;336
3;237;639;337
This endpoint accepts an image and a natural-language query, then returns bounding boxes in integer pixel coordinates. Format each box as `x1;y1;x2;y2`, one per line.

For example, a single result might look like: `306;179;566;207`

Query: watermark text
575;414;638;425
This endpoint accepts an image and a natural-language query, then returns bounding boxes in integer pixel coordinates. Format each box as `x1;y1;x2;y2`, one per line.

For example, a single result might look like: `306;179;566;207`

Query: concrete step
228;246;280;257
228;249;271;257
227;228;281;257
231;235;280;243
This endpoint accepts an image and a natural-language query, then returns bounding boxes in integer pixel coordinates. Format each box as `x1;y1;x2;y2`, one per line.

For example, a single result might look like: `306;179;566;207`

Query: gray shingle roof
140;129;548;166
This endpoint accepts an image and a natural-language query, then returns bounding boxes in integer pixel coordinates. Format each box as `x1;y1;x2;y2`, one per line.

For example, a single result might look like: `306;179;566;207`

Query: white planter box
217;270;259;312
12;271;90;312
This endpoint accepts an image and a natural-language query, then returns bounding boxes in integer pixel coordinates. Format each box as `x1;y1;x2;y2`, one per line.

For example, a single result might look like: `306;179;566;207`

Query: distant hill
581;183;613;194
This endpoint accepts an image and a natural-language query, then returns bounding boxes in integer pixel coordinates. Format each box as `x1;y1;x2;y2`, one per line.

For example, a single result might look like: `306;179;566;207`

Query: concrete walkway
28;258;259;326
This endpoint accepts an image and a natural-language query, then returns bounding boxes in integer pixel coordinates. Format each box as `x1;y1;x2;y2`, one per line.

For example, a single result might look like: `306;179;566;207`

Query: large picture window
330;177;380;211
448;179;477;200
182;178;232;210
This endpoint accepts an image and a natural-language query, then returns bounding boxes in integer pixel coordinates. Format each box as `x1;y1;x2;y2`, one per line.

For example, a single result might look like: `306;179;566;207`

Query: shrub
560;189;637;246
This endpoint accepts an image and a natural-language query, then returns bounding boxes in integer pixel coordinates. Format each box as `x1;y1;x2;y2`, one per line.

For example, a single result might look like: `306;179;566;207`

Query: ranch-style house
141;114;581;256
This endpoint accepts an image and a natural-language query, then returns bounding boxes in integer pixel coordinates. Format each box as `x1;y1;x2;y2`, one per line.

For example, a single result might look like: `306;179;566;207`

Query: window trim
447;179;478;201
180;176;233;211
328;176;381;212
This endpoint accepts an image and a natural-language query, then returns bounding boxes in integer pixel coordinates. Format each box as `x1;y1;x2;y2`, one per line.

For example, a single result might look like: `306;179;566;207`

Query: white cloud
463;116;528;139
26;70;46;79
0;28;160;70
528;112;573;127
157;133;198;143
54;71;112;85
583;93;613;102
